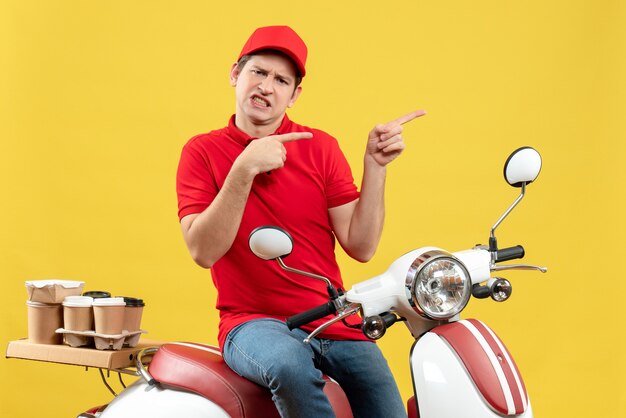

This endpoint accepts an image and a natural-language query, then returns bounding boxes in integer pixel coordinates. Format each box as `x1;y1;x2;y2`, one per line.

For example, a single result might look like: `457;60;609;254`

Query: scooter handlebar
286;301;337;330
495;245;525;262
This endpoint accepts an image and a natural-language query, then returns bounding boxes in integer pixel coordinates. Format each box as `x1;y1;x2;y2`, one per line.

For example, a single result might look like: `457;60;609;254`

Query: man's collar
227;115;294;146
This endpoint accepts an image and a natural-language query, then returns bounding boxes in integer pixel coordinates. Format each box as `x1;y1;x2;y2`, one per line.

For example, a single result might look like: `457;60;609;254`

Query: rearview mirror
248;226;293;260
503;147;542;187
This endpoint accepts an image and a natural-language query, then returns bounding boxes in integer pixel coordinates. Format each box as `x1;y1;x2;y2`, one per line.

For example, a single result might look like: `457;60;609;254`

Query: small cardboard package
26;280;85;304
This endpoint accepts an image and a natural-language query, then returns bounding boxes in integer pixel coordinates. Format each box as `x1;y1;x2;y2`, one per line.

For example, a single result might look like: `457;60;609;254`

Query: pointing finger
391;109;427;126
274;132;313;143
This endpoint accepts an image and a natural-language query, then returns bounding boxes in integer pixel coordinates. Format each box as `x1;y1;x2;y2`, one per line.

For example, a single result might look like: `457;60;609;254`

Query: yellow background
1;1;624;417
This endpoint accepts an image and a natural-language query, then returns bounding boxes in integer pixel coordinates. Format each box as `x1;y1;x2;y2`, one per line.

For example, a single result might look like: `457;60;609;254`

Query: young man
176;25;424;418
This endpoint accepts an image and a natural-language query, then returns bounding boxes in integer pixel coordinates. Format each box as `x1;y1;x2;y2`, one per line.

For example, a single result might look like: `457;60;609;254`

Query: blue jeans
222;318;406;418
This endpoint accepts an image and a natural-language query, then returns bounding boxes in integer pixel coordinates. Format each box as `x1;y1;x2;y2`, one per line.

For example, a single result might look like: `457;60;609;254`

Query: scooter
80;146;546;418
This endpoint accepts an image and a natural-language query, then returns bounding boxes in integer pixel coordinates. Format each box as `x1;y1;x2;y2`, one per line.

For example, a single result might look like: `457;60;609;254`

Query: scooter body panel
99;379;230;418
410;321;533;418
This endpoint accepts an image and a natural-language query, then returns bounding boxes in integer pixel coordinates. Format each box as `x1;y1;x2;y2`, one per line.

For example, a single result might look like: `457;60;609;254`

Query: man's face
230;52;302;133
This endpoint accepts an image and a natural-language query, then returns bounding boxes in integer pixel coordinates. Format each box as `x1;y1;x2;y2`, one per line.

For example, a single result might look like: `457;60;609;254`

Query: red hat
238;26;308;77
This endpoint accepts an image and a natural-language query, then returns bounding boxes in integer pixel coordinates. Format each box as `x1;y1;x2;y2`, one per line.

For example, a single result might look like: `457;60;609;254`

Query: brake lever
303;304;361;344
491;264;548;273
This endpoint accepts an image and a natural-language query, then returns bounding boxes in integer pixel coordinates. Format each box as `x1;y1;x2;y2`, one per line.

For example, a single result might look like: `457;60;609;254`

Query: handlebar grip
286;301;337;330
496;245;525;262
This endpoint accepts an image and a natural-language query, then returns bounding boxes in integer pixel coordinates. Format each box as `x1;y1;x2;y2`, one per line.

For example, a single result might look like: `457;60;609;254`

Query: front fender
410;319;531;417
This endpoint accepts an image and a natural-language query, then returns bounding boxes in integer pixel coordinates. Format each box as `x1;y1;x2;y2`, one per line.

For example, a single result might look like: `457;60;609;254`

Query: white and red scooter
80;146;546;418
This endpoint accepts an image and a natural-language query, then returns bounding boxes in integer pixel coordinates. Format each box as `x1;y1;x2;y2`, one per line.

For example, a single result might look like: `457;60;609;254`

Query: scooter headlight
406;250;472;320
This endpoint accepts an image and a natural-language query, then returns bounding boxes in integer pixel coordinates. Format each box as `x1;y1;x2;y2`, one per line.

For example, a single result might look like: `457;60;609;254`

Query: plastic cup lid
92;297;126;307
25;280;85;289
63;296;94;307
119;296;145;307
82;291;111;299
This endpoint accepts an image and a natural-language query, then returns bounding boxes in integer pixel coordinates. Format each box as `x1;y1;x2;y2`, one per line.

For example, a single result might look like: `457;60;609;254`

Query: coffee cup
27;301;63;344
62;296;94;331
120;297;145;332
93;297;126;335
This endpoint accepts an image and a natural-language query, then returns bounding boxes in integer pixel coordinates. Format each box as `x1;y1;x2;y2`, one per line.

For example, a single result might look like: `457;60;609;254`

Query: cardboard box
6;338;164;370
25;280;85;304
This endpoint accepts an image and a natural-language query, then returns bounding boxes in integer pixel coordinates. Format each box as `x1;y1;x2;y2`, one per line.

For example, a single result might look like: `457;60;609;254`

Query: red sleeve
324;135;360;208
176;137;219;220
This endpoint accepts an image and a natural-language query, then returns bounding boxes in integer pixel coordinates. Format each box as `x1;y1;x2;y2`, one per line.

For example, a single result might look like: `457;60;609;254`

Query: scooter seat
148;342;353;418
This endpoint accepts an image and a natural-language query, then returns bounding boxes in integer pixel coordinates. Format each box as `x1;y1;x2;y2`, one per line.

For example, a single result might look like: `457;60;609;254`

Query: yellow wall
1;1;624;416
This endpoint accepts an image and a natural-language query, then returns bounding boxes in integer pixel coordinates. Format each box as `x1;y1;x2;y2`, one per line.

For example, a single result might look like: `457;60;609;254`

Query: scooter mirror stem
489;182;526;252
276;257;339;299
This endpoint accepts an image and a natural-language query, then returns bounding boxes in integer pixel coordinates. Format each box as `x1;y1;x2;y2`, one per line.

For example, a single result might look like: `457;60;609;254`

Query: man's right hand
234;132;313;177
180;131;313;268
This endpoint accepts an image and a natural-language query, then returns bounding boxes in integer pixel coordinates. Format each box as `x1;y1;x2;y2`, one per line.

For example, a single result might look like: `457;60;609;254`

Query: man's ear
288;85;303;108
229;63;240;86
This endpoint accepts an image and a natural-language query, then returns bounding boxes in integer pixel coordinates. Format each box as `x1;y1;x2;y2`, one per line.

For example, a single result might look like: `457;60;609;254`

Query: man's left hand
366;109;426;167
